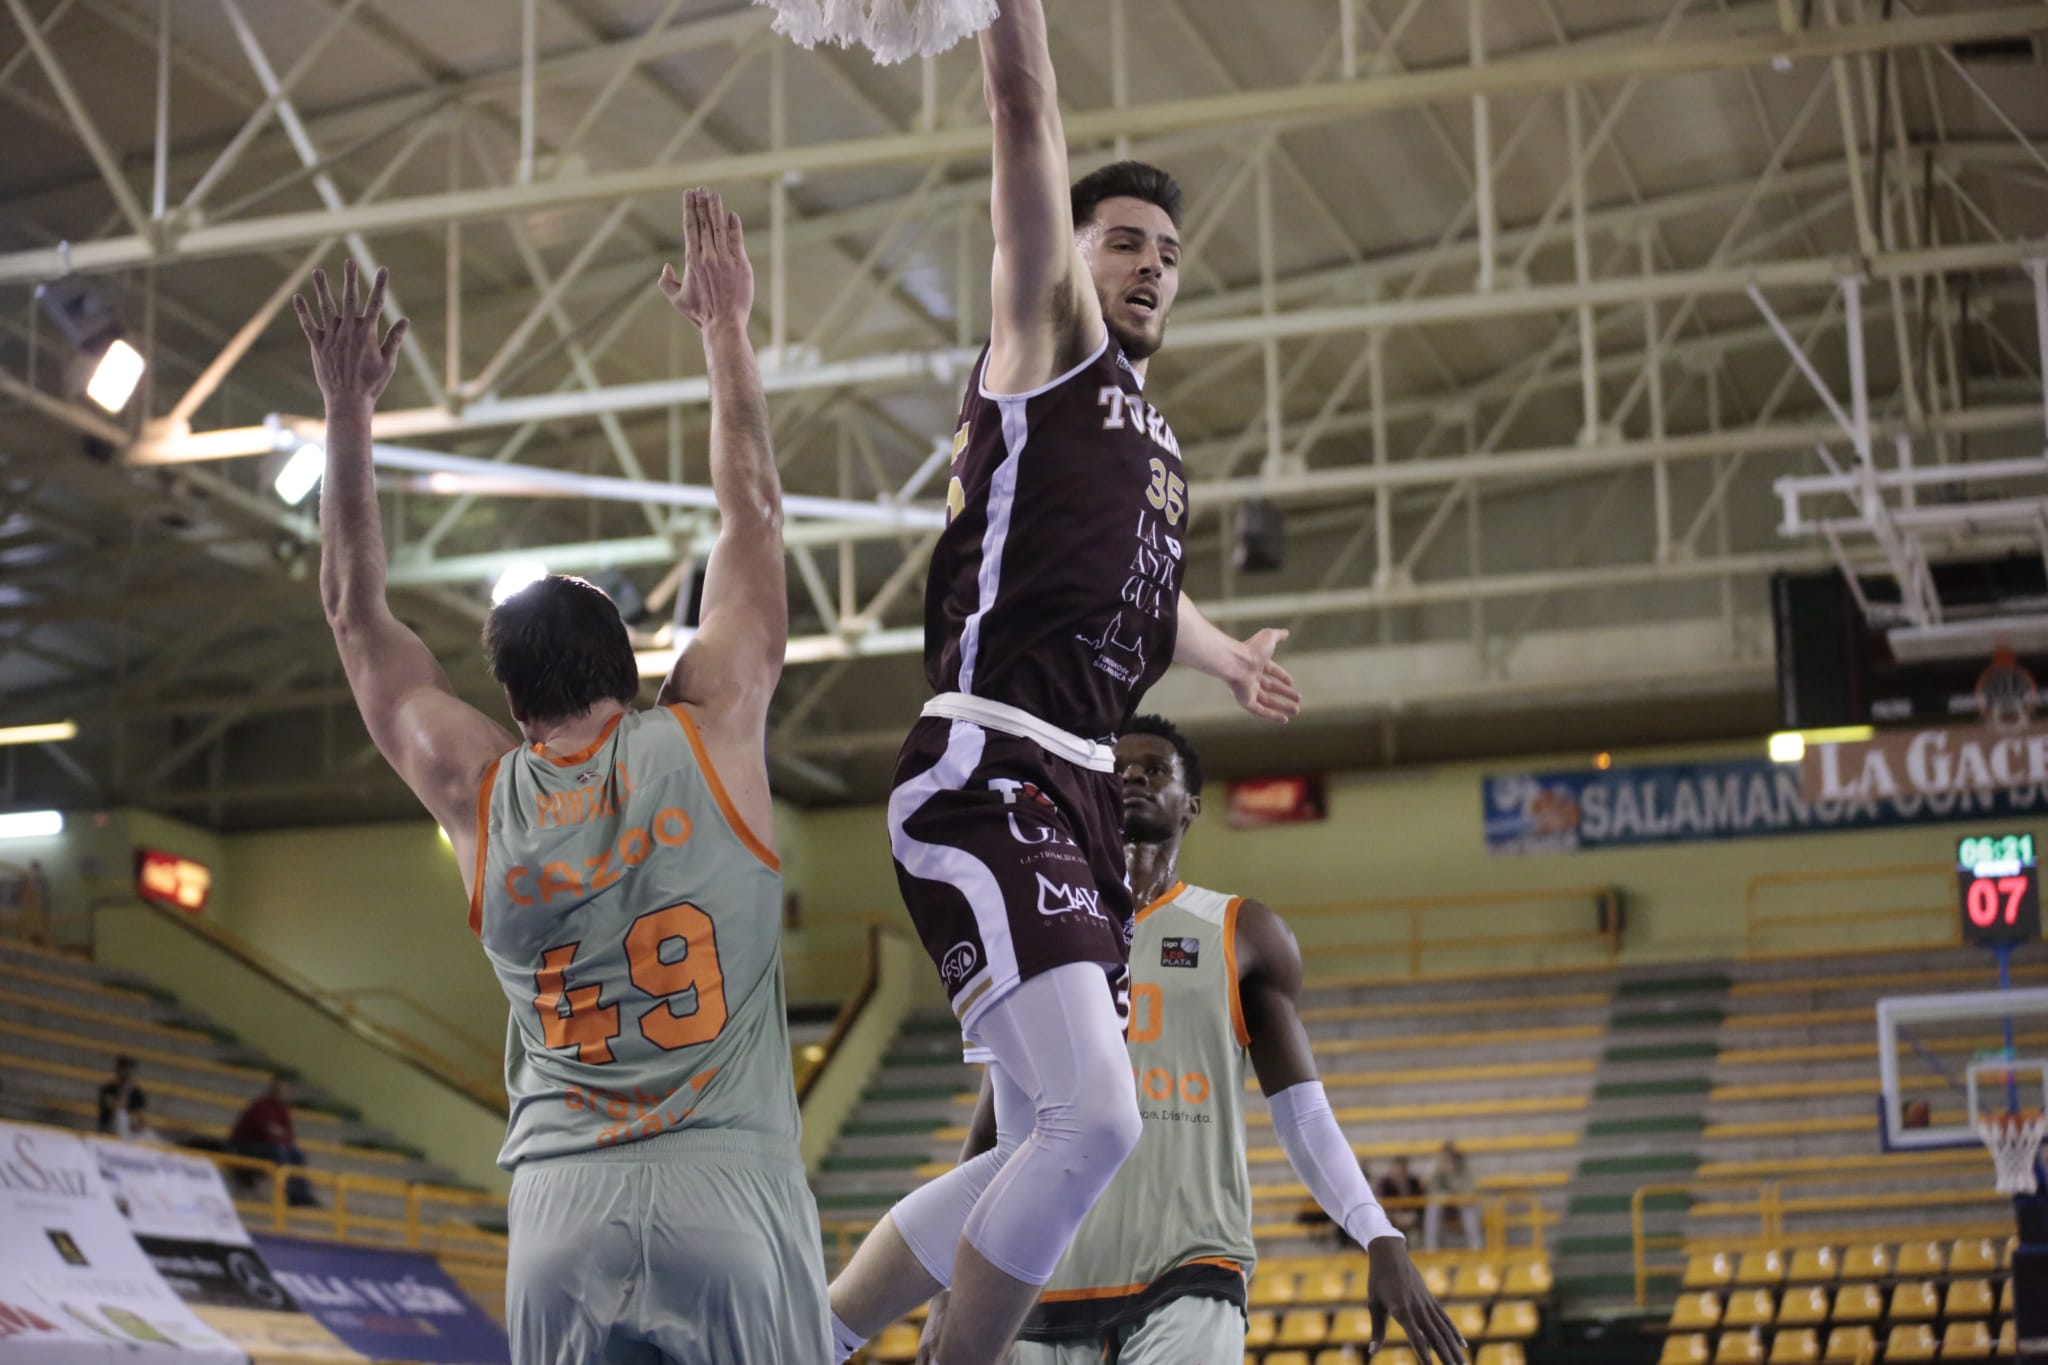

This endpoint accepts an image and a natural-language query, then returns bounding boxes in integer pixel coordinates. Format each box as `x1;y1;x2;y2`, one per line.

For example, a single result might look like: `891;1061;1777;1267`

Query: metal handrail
1237;886;1622;980
1742;861;1953;957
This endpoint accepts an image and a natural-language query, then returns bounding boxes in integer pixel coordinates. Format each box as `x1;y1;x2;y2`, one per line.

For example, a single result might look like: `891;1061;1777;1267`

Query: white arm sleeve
1269;1080;1403;1248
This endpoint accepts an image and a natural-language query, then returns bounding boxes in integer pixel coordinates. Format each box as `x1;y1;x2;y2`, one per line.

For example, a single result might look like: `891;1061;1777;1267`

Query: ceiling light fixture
0;810;63;840
84;338;147;413
274;443;326;506
0;721;78;746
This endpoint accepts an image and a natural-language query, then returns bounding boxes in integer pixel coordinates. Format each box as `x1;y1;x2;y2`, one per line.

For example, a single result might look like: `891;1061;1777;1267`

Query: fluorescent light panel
85;339;146;413
274;444;326;506
0;721;77;746
0;810;63;840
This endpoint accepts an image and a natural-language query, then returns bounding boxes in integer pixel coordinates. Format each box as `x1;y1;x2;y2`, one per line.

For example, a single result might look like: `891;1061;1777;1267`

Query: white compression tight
890;961;1142;1287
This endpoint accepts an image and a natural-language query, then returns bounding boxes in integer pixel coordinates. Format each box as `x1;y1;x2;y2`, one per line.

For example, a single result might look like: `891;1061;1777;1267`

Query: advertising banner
1224;775;1329;828
0;1121;245;1364
92;1140;364;1365
250;1236;508;1365
1800;723;2048;802
1483;756;2048;855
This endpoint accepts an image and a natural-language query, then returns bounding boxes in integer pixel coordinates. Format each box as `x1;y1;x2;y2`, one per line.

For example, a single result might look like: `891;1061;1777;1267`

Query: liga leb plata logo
1160;936;1200;969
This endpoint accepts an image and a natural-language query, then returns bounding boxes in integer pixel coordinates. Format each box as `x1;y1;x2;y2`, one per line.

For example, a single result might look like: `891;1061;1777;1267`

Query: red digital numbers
1966;875;2029;928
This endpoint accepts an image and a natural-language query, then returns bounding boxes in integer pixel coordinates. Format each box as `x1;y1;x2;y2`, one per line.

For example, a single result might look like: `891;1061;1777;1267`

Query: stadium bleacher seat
1998;1278;2013;1314
1839;1243;1888;1280
1886;1281;1938;1321
1326;1308;1373;1345
1683;1253;1735;1290
1668;1291;1723;1332
1765;1328;1818;1364
1446;1302;1487;1341
1776;1286;1830;1328
1245;1311;1278;1349
1502;1260;1552;1296
1942;1320;1994;1359
1735;1250;1786;1286
1883;1324;1938;1362
1948;1237;1999;1274
1277;1310;1329;1348
1484;1300;1538;1340
1474;1346;1525;1365
1892;1240;1945;1277
1373;1351;1416;1365
1263;1353;1312;1365
1820;1326;1873;1364
1419;1264;1452;1298
868;1323;920;1362
1787;1247;1838;1283
1659;1335;1710;1365
1300;1268;1349;1304
2000;1319;2018;1353
1252;1270;1299;1308
1722;1288;1775;1329
1313;1349;1366;1365
1944;1279;1994;1317
1452;1262;1502;1298
1830;1282;1881;1323
1714;1330;1765;1364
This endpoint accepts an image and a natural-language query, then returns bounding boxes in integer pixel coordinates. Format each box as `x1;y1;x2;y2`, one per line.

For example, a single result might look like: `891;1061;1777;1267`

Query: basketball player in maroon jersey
826;2;1300;1361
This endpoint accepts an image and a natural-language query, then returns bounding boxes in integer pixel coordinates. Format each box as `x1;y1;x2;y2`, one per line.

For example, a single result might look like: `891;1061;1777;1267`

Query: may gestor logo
1160;936;1200;969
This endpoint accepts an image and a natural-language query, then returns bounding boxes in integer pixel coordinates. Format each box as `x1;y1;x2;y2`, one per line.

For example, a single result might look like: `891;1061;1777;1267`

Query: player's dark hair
1072;161;1183;230
1126;713;1204;795
483;575;641;724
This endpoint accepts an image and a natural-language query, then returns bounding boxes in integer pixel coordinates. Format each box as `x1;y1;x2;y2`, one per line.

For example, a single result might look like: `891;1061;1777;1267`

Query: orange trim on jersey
1222;895;1249;1048
530;711;624;768
1132;880;1187;925
1034;1257;1245;1303
668;705;780;872
468;759;502;938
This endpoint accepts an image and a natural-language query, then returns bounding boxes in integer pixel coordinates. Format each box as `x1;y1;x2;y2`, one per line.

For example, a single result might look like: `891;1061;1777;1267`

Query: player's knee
1037;1074;1140;1180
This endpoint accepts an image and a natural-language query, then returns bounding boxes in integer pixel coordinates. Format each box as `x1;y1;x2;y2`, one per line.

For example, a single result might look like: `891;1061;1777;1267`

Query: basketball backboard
1877;986;2048;1151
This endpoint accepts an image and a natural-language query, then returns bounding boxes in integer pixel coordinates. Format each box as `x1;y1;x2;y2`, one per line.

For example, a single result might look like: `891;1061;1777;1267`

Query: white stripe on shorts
887;719;1019;1025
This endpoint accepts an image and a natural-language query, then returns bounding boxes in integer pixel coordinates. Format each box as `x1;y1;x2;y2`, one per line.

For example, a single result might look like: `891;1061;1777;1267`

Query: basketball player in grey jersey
922;717;1466;1364
302;191;830;1362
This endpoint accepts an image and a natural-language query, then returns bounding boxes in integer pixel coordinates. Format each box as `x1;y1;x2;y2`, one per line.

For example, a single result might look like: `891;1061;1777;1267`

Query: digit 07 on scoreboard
1956;832;2041;946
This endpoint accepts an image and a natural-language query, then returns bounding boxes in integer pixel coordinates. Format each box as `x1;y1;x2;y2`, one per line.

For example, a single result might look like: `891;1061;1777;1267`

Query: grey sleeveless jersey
1023;882;1258;1339
472;705;798;1168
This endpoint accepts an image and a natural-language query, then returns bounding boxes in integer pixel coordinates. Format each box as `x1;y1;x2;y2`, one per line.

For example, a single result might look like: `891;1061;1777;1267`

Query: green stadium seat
1886;1281;1937;1321
1883;1324;1937;1363
1944;1279;1994;1318
1669;1292;1723;1333
1819;1326;1872;1364
1714;1330;1764;1365
1735;1250;1786;1286
1722;1289;1776;1329
1775;1286;1830;1328
1942;1320;1994;1359
1766;1328;1818;1364
1658;1335;1709;1365
1891;1241;1945;1278
1829;1283;1881;1323
1683;1252;1735;1290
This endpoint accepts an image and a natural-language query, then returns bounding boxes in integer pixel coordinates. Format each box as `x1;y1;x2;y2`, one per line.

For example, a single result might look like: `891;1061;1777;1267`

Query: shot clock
1956;833;2041;946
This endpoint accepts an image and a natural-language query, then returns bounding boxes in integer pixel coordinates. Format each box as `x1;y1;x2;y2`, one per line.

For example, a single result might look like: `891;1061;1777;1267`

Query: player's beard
1122;810;1177;845
1109;313;1166;362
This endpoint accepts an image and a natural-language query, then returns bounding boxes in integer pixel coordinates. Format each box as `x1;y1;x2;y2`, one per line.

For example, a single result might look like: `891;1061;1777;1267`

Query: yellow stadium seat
1944;1278;1994;1318
1383;1314;1409;1344
1948;1237;2000;1274
1447;1302;1487;1340
1775;1286;1830;1328
1476;1346;1525;1365
1263;1353;1312;1365
1883;1324;1937;1363
1722;1289;1776;1329
1669;1293;1724;1333
1300;1269;1350;1304
1766;1329;1818;1365
1659;1335;1710;1365
2000;1319;2017;1352
1714;1330;1765;1365
1891;1241;1945;1277
1999;1278;2013;1314
869;1323;921;1362
1453;1263;1503;1298
1787;1247;1838;1283
1252;1271;1301;1308
1326;1309;1374;1345
1887;1281;1938;1321
1683;1252;1736;1290
1314;1350;1367;1365
1502;1260;1552;1296
1420;1263;1453;1298
1830;1283;1881;1323
1245;1311;1278;1349
1485;1300;1539;1340
1942;1320;1994;1359
1839;1244;1888;1281
1735;1249;1786;1286
1376;1352;1418;1365
1820;1326;1873;1364
1278;1311;1329;1348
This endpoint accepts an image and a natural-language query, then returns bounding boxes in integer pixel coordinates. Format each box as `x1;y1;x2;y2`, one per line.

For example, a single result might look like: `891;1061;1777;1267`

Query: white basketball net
752;0;998;63
1975;1112;2048;1194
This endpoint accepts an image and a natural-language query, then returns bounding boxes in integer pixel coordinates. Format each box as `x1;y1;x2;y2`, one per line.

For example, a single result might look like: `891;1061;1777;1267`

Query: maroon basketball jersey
925;337;1189;739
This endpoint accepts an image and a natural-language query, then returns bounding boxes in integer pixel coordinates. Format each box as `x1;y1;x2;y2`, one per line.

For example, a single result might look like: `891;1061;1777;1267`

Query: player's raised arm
300;261;516;885
981;0;1102;393
655;189;787;727
1174;593;1302;723
1236;901;1467;1364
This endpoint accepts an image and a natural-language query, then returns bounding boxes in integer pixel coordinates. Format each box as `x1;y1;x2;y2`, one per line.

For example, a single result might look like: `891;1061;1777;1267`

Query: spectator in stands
1424;1139;1482;1250
229;1074;316;1206
97;1056;149;1138
1375;1155;1426;1240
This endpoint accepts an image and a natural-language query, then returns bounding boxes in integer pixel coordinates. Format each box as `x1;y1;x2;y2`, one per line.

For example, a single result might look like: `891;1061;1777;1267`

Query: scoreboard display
1956;833;2040;946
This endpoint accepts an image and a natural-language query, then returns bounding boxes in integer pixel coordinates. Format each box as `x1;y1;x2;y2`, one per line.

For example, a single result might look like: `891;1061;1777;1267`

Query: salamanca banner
1482;756;2048;856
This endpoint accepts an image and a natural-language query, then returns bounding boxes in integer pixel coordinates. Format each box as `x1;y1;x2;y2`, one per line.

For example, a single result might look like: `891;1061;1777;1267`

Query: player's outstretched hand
659;187;754;332
293;260;406;409
1367;1236;1468;1363
1231;627;1302;723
